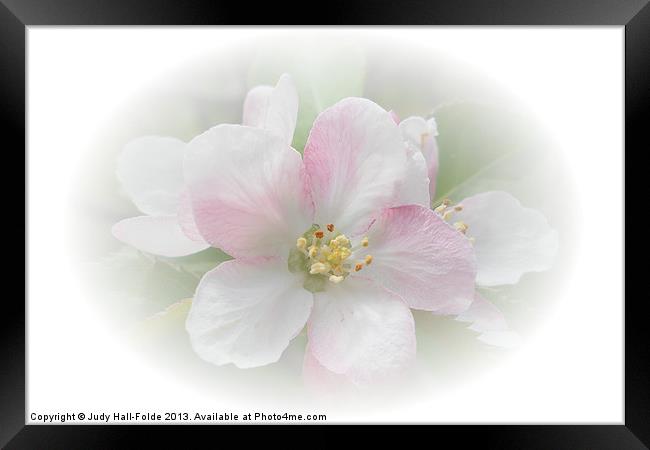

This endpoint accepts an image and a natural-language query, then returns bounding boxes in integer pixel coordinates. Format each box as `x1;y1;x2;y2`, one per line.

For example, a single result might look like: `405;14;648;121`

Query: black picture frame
3;0;646;448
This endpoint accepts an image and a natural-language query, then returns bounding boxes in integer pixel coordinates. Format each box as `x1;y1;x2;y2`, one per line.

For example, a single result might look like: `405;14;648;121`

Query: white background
27;27;624;423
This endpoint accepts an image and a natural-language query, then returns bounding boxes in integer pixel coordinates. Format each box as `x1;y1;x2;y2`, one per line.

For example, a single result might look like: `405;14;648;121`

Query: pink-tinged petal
453;191;559;286
303;98;409;233
176;190;206;243
116;136;185;216
388;109;400;124
184;124;312;259
456;292;521;348
308;277;416;385
112;215;209;257
457;292;508;332
186;258;313;368
360;205;477;314
242;74;298;146
398;116;439;198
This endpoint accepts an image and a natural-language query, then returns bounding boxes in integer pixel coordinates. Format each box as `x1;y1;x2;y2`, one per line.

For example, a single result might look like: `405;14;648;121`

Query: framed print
3;0;647;448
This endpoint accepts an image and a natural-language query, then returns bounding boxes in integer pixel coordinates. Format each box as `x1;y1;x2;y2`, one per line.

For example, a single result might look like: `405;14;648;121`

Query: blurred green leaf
156;247;232;279
84;246;230;323
433;102;547;204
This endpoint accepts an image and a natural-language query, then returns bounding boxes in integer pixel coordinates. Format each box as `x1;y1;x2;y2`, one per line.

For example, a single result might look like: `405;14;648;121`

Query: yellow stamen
442;210;454;221
434;203;447;213
361;237;369;247
354;263;364;272
454;205;463;211
454;221;468;234
296;237;307;250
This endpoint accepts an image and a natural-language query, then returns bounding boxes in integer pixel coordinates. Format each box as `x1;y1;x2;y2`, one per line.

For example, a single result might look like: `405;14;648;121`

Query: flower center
288;223;372;292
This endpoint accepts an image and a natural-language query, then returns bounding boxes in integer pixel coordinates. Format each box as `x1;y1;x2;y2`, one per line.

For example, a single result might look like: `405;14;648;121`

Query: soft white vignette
27;27;623;423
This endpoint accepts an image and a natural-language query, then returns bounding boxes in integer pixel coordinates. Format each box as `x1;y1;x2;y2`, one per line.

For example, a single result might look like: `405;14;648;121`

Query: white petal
302;343;354;394
184;124;312;259
186;258;313;368
477;331;521;348
399;116;439;198
394;144;430;207
457;293;521;349
308;277;416;385
242;85;273;124
112;215;209;257
116;136;185;215
453;191;558;286
242;73;298;146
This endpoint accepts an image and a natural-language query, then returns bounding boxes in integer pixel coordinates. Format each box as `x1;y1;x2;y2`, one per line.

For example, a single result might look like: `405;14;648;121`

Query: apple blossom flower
184;96;477;384
112;75;298;258
429;192;557;347
395;113;558;348
394;114;558;287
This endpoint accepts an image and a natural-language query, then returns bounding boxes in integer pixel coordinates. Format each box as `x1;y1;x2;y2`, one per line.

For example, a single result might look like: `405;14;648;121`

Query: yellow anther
454;221;468;234
339;247;352;260
329;275;344;284
314;230;324;239
310;262;330;275
354;263;364;272
308;246;318;258
442;210;454;221
327;223;335;232
454;205;463;211
296;237;307;250
361;237;369;247
420;133;429;149
434;203;447;213
442;198;452;206
364;255;373;265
